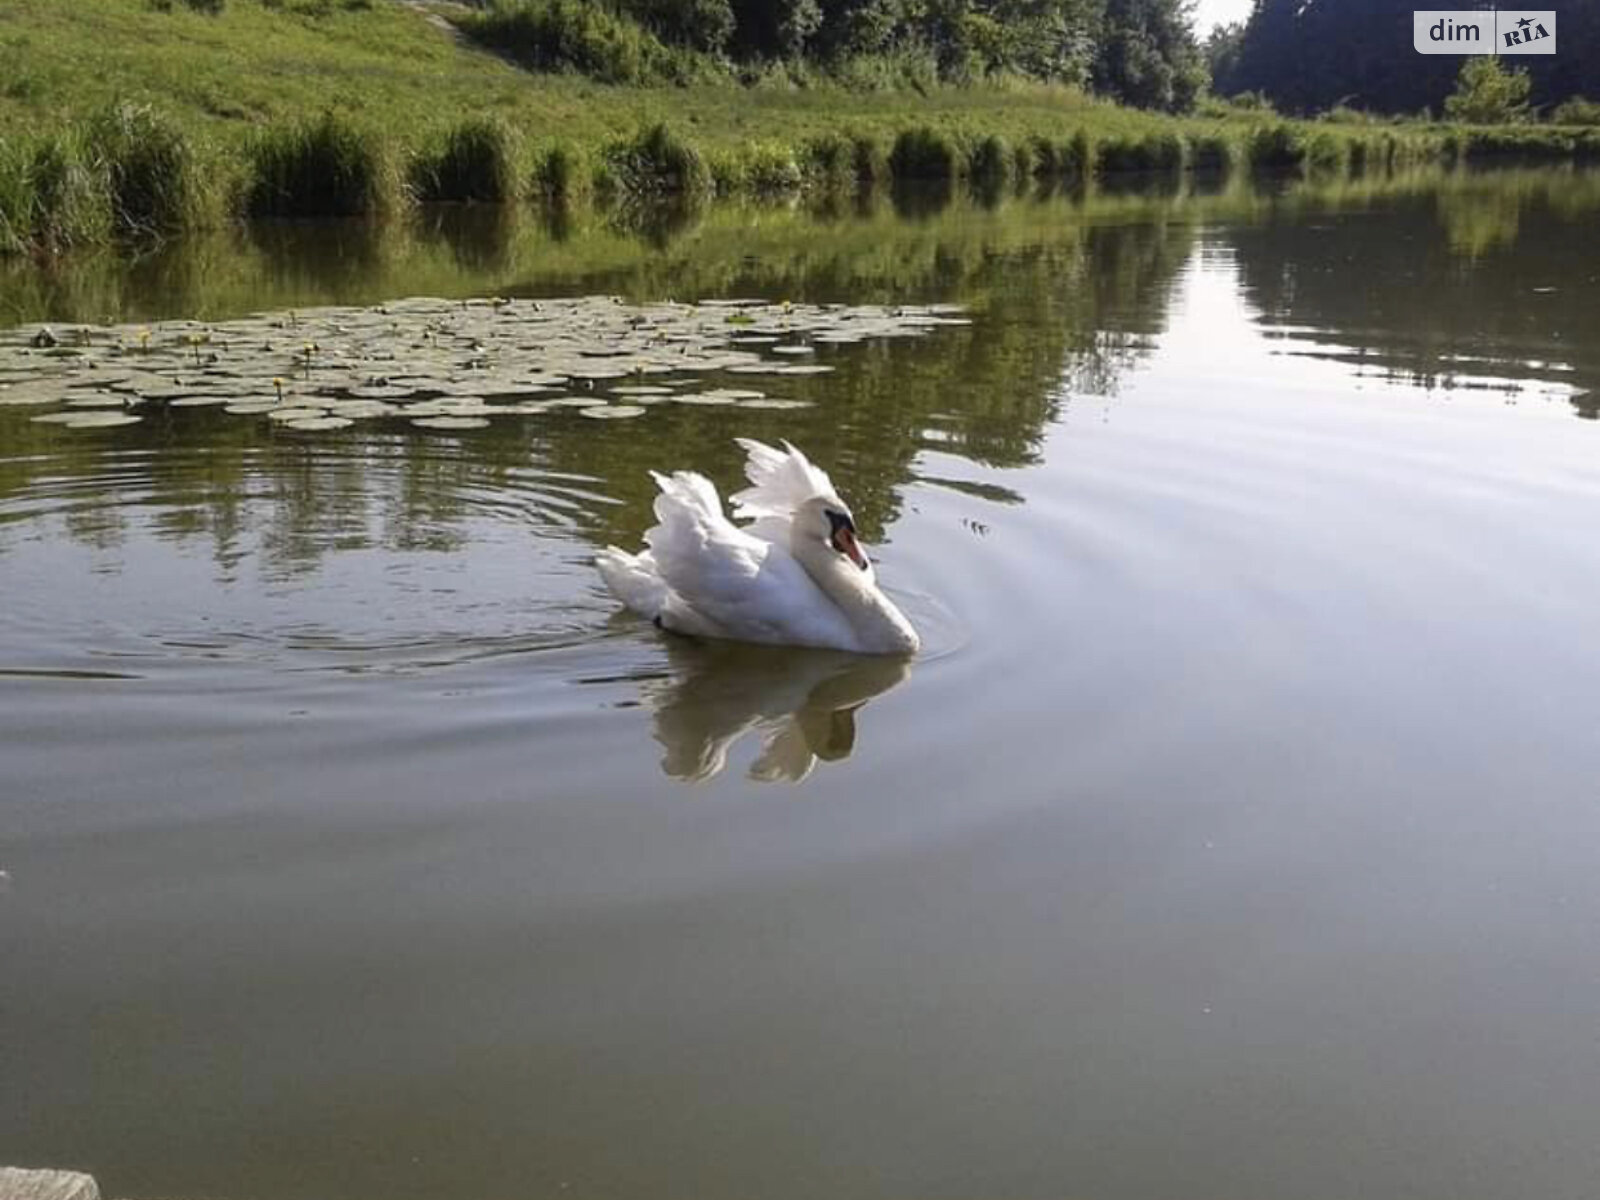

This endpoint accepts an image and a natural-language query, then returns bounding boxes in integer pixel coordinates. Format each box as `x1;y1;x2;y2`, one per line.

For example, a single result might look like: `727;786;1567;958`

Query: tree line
1210;0;1600;116
523;0;1208;110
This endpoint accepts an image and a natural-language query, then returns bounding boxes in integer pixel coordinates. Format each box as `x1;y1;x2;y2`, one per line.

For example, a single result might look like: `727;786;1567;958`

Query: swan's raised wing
730;438;840;522
645;469;856;648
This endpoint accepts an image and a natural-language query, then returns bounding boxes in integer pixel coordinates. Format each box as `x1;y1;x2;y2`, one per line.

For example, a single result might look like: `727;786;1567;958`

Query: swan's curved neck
792;529;919;654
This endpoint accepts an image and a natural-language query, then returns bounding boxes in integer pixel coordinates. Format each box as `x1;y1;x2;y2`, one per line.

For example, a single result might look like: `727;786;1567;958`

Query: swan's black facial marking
825;508;869;571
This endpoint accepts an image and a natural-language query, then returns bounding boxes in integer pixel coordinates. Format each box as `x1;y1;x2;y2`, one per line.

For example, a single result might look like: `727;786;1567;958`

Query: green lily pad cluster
0;296;970;433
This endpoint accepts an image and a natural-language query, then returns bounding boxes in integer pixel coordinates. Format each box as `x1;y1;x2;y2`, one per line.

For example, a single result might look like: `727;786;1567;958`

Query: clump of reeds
596;122;711;200
850;132;890;189
968;134;1015;186
530;142;590;205
1248;123;1307;170
411;118;520;203
1096;130;1184;174
86;103;198;238
739;142;805;196
1190;132;1236;171
1065;129;1093;179
890;126;966;181
243;112;399;218
7;132;109;252
1028;135;1063;177
1305;130;1350;173
801;133;855;193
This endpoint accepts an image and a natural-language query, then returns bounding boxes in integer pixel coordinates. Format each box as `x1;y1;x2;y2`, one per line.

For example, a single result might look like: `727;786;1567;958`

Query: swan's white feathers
730;438;841;520
596;440;920;655
740;514;792;547
595;545;668;616
633;468;858;647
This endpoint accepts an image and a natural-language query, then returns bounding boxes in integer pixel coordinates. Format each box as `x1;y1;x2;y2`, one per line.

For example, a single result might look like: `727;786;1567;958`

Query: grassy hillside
1;0;576;136
0;0;1159;148
1;0;1595;257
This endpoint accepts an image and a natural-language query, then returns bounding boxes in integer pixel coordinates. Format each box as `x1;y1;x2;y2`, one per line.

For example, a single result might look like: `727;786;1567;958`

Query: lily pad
328;400;397;419
0;383;67;406
411;416;490;431
31;411;142;429
66;392;134;409
0;294;968;440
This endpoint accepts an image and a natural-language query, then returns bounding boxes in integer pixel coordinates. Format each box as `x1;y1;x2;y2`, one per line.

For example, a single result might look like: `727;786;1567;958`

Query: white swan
596;439;920;655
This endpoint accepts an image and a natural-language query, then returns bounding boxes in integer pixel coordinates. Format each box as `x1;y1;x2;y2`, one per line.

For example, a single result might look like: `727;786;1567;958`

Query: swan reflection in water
633;639;912;783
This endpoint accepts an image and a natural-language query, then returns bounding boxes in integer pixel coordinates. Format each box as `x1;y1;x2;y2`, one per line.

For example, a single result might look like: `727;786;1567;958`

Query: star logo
1517;15;1533;28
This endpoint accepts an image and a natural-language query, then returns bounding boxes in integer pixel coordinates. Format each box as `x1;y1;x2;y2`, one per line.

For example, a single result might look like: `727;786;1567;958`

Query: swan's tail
596;545;668;618
599;470;726;620
730;438;839;520
648;469;723;531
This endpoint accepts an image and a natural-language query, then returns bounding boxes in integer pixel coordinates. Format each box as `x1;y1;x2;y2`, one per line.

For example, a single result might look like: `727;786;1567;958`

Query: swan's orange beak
833;527;869;571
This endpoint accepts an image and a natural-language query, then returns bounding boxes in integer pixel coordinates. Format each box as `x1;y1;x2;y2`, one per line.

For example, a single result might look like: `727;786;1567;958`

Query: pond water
5;169;1600;1200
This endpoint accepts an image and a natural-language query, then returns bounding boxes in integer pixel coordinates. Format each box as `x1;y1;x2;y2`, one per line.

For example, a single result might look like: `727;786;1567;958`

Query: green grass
0;0;1593;255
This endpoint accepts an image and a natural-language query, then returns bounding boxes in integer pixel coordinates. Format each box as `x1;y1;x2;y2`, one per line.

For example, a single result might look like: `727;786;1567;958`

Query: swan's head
797;497;870;572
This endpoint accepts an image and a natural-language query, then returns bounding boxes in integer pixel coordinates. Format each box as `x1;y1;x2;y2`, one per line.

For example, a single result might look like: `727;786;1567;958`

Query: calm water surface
6;171;1600;1200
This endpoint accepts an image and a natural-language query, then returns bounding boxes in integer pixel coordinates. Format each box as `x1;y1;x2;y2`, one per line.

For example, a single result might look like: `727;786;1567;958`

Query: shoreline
4;106;1597;263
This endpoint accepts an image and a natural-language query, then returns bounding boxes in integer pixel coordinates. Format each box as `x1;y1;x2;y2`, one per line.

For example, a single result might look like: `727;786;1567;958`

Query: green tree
991;0;1098;84
1091;0;1207;112
1224;0;1600;117
1444;57;1531;124
625;0;736;54
1203;19;1243;94
727;0;822;56
813;0;904;58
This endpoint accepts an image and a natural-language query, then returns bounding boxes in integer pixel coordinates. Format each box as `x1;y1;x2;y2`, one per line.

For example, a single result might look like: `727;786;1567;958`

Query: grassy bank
2;0;1598;255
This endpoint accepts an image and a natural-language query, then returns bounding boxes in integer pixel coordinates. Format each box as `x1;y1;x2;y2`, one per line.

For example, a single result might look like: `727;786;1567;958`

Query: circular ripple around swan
0;435;627;676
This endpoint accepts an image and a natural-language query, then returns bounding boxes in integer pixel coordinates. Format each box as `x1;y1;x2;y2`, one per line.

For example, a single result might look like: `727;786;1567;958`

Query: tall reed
87;103;198;238
244;113;400;218
412;118;519;203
